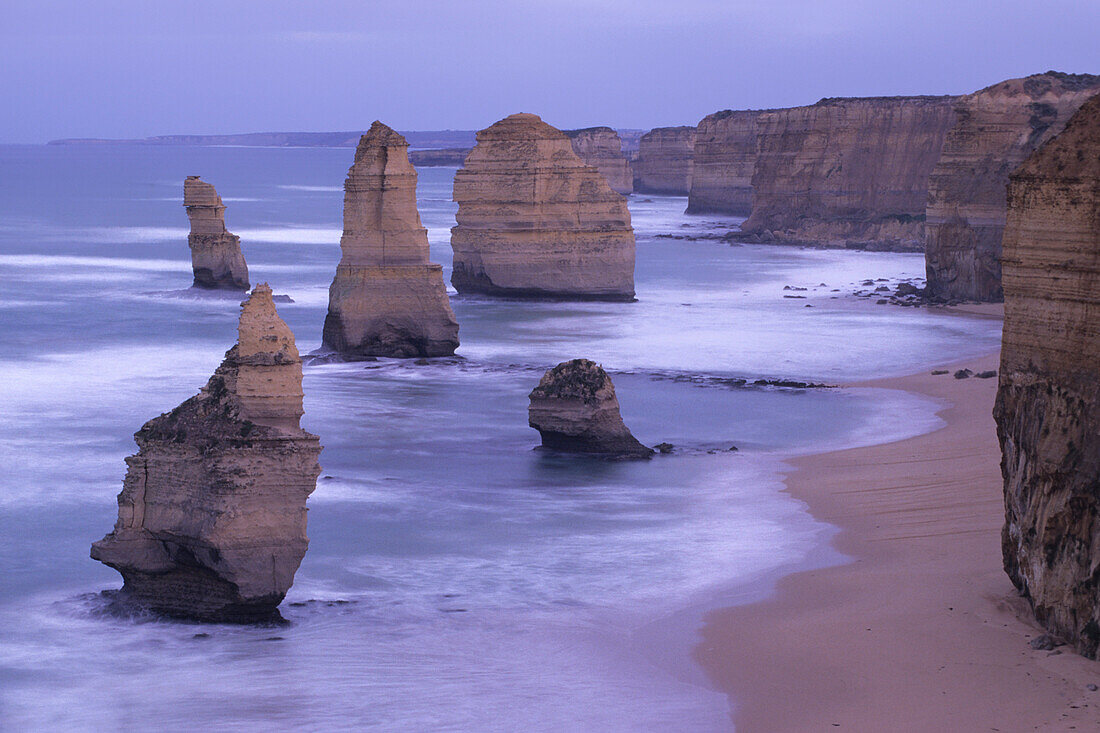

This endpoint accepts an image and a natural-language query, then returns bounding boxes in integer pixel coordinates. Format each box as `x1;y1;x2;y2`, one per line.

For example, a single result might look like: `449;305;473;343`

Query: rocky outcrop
91;284;322;622
565;127;633;195
451;113;636;301
528;359;652;458
995;94;1100;659
184;176;249;290
323;121;459;358
633;126;695;195
686;110;765;215
408;148;471;167
740;97;956;250
926;72;1100;302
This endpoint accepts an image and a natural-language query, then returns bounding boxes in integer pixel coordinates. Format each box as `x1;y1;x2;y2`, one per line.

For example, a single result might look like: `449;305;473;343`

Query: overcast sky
2;0;1097;142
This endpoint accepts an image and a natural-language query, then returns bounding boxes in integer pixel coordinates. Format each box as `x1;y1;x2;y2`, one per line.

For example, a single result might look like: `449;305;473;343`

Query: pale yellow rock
686;110;765;215
566;127;633;195
634;126;695;195
184;176;249;290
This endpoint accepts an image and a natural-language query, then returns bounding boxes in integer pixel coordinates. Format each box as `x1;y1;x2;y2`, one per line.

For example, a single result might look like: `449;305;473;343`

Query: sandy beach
695;337;1100;730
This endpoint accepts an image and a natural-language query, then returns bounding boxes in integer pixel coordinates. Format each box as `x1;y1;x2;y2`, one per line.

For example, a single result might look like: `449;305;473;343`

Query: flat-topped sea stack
323;121;459;358
528;359;652;458
740;97;957;250
633;126;695;195
995;95;1100;659
184;176;249;290
565;127;633;195
926;72;1100;302
451;113;636;301
91;284;322;622
686;110;766;215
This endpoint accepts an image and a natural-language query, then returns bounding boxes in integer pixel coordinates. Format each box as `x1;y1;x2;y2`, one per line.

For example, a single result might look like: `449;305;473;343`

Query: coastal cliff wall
565;127;633;195
633;126;695;195
686;110;763;215
995;94;1100;658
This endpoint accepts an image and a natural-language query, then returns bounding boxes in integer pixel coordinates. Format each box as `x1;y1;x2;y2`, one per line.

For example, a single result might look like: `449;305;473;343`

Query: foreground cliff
565;127;633;195
740;97;956;250
686;110;763;215
323;121;459;358
633;126;695;195
451;113;636;300
184;176;249;290
926;72;1100;302
995;94;1100;658
92;284;322;622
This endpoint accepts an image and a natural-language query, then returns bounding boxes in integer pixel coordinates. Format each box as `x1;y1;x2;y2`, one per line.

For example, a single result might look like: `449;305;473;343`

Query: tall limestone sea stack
925;72;1100;302
184;176;250;290
633;126;696;195
323;121;459;358
686;110;765;215
565;127;633;195
995;94;1100;658
451;113;636;301
91;284;322;622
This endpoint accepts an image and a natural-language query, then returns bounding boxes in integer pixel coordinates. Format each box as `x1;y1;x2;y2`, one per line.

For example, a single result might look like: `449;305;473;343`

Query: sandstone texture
565;127;633;195
926;72;1100;302
91;284;322;622
528;359;652;458
184;176;250;290
323;121;459;358
686;110;766;215
995;94;1100;659
633;126;695;195
740;97;957;250
451;113;636;301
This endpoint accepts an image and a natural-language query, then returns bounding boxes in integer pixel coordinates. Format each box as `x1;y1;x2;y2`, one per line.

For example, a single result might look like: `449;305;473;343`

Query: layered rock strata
995;94;1100;659
633;126;696;195
740;97;957;250
184;176;250;290
926;72;1100;302
323;121;459;358
565;127;633;195
91;284;322;622
451;113;636;301
528;359;652;458
686;110;765;215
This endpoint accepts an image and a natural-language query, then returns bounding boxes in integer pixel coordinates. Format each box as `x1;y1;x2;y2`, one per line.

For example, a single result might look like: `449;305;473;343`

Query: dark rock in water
895;282;921;296
953;369;973;379
931;370;949;375
654;443;675;454
728;445;739;452
1028;634;1060;651
1088;684;1098;692
975;370;998;379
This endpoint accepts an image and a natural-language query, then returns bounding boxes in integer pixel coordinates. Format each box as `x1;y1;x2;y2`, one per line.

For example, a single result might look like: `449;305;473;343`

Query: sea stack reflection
184;176;250;290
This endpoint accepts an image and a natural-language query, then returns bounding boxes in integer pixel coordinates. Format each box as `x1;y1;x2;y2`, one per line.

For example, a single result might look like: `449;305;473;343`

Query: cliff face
451;113;636;301
633;126;695;195
322;121;459;358
926;73;1100;302
565;127;633;195
184;176;250;290
995;94;1100;659
686;110;763;215
91;284;322;622
741;97;956;250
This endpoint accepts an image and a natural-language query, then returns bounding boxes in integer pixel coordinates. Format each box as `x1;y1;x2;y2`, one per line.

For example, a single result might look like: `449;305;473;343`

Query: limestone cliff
91;284;322;622
565;127;633;195
686;110;765;215
926;72;1100;302
184;176;250;290
995;94;1100;659
633;126;695;195
451;113;636;301
323;121;459;358
740;97;956;250
528;359;652;458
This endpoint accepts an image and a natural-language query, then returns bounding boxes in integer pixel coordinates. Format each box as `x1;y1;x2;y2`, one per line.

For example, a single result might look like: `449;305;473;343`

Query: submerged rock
91;284;322;622
528;359;652;458
184;176;249;290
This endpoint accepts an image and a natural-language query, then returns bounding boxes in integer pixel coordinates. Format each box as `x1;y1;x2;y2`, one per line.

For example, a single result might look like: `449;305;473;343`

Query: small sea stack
565;126;634;195
322;121;459;358
184;176;250;290
91;284;322;622
528;359;652;458
450;113;637;301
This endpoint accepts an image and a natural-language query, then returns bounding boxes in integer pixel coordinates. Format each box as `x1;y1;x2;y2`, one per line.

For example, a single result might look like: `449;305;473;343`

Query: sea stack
91;284;322;622
451;113;637;301
565;127;634;195
528;359;652;458
633;126;696;195
995;94;1100;658
925;72;1100;302
686;110;765;214
322;121;459;358
184;176;250;290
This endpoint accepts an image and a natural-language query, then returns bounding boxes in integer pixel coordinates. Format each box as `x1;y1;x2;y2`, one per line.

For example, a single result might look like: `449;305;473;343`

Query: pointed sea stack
528;359;652;458
451;113;636;301
322;121;459;358
995;94;1100;658
91;284;322;622
184;176;250;290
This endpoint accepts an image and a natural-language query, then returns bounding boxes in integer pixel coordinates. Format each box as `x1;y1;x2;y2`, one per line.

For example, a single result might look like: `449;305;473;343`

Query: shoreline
694;349;1099;730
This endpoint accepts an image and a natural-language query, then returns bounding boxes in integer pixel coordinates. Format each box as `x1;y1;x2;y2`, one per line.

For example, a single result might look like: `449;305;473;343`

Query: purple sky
3;0;1097;143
